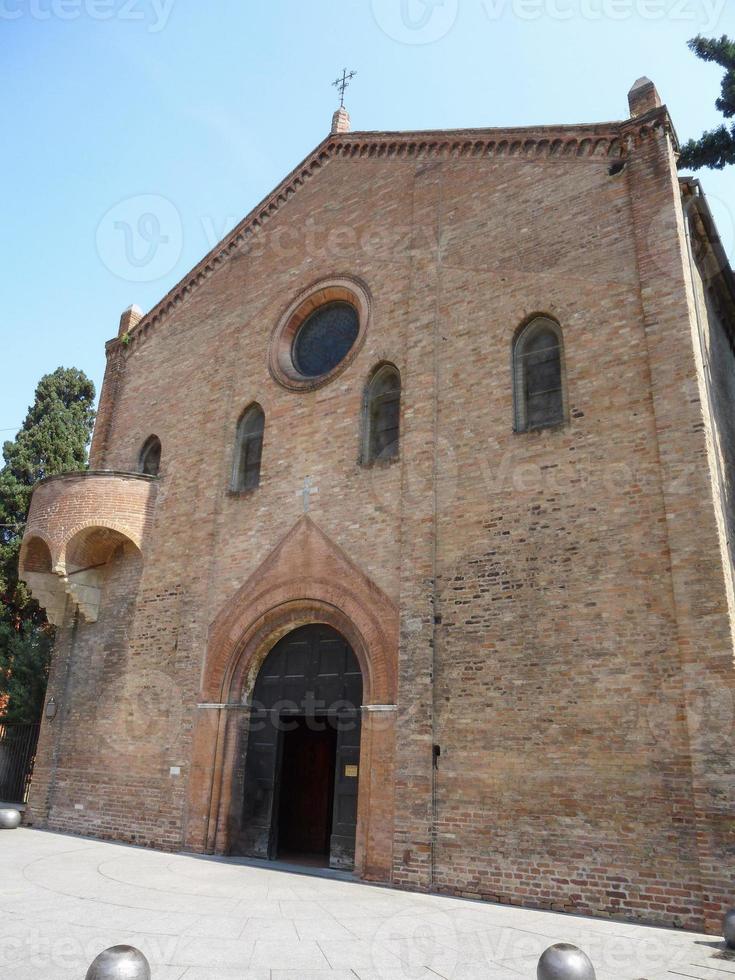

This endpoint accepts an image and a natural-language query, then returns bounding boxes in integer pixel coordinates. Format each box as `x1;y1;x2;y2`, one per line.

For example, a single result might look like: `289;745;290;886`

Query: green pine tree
0;368;95;724
679;35;735;171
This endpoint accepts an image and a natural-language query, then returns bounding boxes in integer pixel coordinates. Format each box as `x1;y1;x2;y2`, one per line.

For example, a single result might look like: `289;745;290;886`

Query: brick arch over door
185;516;399;881
202;517;397;707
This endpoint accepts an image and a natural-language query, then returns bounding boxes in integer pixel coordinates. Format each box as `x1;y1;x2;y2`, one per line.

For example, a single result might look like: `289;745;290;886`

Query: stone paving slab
0;829;733;979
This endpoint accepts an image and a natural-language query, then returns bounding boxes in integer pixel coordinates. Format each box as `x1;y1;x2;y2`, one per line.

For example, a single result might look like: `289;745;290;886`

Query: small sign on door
344;764;359;778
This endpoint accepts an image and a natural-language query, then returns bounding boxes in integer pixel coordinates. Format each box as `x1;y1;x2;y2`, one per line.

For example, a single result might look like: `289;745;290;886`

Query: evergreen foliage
0;368;95;723
680;35;735;171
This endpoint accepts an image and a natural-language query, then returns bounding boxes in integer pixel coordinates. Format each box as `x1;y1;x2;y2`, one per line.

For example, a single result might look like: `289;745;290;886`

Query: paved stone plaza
1;830;733;979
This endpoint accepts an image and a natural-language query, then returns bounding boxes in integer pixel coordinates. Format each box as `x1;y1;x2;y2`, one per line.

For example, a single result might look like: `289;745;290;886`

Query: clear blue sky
3;0;735;435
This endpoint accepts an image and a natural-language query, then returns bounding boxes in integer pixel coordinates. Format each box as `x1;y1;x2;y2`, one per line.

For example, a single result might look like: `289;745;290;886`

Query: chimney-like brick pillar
118;303;143;338
90;305;142;468
331;106;351;134
628;77;662;117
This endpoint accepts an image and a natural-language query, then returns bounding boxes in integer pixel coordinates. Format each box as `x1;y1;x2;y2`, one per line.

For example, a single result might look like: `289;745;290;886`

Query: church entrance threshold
276;717;337;865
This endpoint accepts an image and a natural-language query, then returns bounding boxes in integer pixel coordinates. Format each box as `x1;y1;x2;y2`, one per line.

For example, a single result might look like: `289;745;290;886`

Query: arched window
138;435;161;476
232;404;265;491
364;364;401;464
513;317;565;432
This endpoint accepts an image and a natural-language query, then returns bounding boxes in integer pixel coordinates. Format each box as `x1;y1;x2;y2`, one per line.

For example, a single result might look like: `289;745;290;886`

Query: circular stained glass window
292;301;359;378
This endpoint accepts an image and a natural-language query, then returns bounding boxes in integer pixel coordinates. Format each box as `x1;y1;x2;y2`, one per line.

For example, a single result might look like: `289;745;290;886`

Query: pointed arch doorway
186;515;399;881
233;623;363;870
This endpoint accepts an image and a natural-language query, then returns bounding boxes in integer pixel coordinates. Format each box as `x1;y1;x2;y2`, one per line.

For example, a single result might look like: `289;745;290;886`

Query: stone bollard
0;808;22;829
724;909;735;950
537;943;597;980
85;946;151;980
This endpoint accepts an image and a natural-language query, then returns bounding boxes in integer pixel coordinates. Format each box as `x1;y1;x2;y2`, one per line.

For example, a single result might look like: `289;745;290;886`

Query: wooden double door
236;624;363;869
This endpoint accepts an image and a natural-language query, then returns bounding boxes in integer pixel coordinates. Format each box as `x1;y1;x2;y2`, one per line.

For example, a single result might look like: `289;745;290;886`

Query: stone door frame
184;517;398;881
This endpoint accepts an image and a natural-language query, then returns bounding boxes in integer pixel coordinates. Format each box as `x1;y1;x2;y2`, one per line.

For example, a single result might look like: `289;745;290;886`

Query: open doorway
236;623;363;870
276;718;337;864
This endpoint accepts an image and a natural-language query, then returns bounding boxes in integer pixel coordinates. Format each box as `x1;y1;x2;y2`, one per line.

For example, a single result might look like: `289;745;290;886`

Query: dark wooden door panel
249;624;363;711
236;624;363;868
237;711;280;858
330;715;361;870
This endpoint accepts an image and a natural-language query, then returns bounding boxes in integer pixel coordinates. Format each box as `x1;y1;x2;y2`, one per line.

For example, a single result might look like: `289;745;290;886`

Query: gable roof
117;105;674;356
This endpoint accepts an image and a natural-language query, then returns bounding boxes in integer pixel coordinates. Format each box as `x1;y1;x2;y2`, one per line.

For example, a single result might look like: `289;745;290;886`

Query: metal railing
0;722;40;804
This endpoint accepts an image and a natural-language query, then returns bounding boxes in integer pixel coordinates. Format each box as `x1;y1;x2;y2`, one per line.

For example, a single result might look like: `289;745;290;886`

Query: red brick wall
25;112;735;932
28;542;193;848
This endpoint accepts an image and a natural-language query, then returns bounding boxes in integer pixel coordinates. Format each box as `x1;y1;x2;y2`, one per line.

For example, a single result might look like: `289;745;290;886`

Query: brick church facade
19;78;735;932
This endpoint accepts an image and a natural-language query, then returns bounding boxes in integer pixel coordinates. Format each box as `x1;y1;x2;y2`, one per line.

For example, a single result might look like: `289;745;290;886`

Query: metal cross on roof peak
332;68;357;109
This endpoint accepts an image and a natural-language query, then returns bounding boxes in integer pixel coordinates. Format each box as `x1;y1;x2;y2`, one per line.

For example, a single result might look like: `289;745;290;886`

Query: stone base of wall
429;882;706;933
24;817;182;854
24;769;186;854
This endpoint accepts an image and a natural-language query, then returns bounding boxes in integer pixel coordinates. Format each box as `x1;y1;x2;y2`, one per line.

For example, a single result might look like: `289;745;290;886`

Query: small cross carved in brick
296;476;319;513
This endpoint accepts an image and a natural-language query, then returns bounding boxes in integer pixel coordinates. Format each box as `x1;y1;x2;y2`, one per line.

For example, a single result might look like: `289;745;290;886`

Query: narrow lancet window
232;404;265;491
364;364;401;463
513;318;565;432
138;435;162;476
